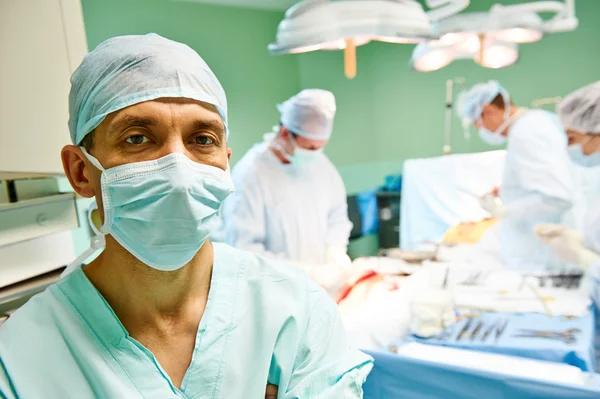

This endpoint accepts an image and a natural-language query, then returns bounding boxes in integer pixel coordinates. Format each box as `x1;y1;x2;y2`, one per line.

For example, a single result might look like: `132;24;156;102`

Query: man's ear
61;145;96;198
481;104;492;118
279;125;291;142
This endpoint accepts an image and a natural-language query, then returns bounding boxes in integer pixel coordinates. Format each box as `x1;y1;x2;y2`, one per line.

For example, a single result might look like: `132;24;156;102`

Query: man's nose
158;137;187;157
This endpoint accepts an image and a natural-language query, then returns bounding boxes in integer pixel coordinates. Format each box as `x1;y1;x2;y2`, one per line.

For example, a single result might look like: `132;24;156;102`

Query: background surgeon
457;80;574;271
223;89;353;286
536;81;600;299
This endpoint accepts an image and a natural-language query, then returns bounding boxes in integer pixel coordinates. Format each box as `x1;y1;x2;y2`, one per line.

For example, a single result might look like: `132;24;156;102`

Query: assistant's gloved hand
325;245;352;268
479;192;507;218
293;261;344;289
310;264;345;289
535;224;600;268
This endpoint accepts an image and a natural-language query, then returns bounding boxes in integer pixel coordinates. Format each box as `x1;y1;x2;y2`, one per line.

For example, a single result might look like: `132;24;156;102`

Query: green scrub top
0;243;372;398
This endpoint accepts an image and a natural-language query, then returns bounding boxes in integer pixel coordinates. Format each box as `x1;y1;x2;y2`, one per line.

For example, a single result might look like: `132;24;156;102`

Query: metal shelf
0;193;78;247
0;268;63;315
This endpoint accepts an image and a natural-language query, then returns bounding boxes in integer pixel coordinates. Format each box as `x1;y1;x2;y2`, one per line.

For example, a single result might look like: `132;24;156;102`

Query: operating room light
411;0;578;72
319;36;372;50
489;27;543;44
269;0;470;79
415;50;455;72
411;42;455;72
475;41;519;69
452;35;480;53
374;36;422;45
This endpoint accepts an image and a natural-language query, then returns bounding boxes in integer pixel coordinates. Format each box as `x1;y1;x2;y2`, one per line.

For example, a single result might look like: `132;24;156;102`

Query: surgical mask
271;129;324;166
61;201;106;277
568;143;600;168
63;149;234;276
479;128;507;146
286;133;323;165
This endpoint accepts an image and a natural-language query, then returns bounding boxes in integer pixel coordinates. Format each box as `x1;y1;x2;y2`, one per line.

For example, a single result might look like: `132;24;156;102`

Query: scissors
512;328;580;344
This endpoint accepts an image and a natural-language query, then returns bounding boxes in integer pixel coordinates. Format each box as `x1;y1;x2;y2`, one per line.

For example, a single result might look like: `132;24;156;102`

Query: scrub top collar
54;243;244;396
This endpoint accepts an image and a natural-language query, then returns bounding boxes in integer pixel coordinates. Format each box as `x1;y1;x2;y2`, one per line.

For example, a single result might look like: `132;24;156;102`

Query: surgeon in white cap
457;81;575;271
536;81;600;273
223;89;353;287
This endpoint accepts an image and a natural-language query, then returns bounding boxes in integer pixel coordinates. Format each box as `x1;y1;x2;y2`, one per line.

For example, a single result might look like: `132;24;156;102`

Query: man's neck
83;236;213;333
503;106;523;136
269;142;290;164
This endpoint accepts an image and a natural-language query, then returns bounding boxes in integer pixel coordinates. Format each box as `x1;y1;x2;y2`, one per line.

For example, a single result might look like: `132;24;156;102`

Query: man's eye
194;136;214;145
126;135;149;145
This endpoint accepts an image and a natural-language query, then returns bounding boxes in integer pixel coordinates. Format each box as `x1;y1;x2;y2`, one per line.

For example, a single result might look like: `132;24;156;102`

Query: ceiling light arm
284;0;324;19
443;77;466;155
490;0;578;33
531;96;563;112
425;0;470;22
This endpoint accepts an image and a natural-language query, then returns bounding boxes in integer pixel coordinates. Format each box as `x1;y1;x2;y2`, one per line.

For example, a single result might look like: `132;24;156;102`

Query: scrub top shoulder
509;109;566;150
0;243;372;399
504;108;573;203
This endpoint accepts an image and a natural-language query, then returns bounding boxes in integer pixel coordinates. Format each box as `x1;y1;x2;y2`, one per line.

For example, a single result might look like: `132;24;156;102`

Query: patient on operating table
444;218;499;245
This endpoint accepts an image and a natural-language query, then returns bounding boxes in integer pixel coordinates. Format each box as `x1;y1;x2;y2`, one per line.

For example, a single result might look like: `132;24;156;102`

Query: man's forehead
104;98;225;131
298;136;328;146
116;97;221;118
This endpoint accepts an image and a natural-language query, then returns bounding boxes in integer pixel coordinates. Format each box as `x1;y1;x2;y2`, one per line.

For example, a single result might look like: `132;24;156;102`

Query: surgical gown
223;142;352;264
582;199;600;307
0;243;372;398
500;110;574;270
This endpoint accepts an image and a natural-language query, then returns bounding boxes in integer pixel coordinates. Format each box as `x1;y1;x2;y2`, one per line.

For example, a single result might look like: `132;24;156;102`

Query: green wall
81;0;301;165
81;0;600;194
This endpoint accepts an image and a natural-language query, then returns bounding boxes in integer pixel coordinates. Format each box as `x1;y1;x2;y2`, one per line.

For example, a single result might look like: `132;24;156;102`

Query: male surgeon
0;34;372;398
457;81;574;271
223;89;353;286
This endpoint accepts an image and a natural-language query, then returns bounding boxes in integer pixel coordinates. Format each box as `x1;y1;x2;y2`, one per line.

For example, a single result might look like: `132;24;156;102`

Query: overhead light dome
411;35;519;72
475;40;519;69
410;0;578;72
269;0;435;55
269;0;470;78
411;41;455;72
439;11;544;44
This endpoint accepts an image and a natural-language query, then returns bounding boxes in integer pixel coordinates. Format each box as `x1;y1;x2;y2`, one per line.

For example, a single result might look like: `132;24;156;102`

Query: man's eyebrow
191;119;226;137
108;115;157;136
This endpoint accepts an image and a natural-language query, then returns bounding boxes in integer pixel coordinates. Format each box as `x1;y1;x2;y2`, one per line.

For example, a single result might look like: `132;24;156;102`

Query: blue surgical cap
277;89;337;140
69;33;228;145
456;80;509;124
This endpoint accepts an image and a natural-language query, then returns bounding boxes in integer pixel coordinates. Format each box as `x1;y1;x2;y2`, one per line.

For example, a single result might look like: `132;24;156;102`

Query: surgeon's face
280;126;329;152
476;104;508;136
293;134;329;151
566;129;600;155
62;97;231;221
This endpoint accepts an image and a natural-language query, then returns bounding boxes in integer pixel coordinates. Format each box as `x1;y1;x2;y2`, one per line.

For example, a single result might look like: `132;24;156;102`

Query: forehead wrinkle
157;98;225;135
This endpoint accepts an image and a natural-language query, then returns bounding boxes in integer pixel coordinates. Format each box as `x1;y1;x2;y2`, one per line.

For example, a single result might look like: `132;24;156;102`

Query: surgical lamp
269;0;470;79
411;0;578;72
